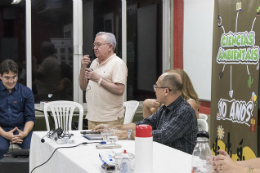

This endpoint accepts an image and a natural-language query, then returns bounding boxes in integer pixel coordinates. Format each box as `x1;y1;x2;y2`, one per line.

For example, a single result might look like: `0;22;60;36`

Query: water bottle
134;124;153;173
119;150;131;173
191;131;213;173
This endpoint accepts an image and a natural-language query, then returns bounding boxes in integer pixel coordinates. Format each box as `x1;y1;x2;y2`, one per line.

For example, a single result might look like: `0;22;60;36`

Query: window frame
25;0;172;104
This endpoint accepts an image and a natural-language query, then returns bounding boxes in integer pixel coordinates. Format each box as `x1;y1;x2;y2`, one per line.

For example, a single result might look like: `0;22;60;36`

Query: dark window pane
127;0;162;101
82;0;122;103
31;0;73;103
0;2;26;85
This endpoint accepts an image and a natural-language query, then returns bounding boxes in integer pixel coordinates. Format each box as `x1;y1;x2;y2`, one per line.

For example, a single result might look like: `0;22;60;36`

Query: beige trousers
88;117;124;130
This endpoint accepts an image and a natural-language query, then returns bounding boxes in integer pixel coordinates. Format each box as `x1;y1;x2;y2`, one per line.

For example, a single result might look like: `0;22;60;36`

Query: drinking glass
100;125;111;142
108;128;118;145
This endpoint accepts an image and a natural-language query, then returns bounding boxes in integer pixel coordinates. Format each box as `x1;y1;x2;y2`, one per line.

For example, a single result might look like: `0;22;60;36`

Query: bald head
159;73;183;94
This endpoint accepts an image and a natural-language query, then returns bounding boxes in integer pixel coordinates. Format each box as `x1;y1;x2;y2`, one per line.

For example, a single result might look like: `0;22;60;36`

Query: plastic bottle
191;131;213;173
134;124;153;173
119;150;131;173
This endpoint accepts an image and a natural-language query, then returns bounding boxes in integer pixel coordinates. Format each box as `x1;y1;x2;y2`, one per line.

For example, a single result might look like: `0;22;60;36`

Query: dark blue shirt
0;81;35;129
136;96;198;154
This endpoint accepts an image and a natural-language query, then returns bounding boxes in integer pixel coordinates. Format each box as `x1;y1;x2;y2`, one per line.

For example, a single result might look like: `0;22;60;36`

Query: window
31;0;73;103
82;0;163;102
126;0;163;101
0;1;26;85
82;0;122;102
0;0;170;104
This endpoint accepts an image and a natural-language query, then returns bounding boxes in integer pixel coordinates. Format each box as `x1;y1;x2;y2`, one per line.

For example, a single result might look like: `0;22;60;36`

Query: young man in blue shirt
0;59;35;159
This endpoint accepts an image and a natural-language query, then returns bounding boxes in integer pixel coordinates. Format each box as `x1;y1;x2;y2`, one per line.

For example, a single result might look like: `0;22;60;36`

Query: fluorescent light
11;0;22;4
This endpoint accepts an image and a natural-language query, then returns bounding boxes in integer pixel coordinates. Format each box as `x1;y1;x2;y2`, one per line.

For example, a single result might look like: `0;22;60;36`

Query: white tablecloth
30;131;192;173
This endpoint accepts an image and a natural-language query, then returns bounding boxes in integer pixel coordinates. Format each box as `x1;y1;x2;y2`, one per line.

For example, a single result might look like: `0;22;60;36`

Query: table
30;131;192;173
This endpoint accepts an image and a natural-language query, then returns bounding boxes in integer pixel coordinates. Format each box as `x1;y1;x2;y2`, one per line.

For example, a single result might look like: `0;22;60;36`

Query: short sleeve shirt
86;54;128;122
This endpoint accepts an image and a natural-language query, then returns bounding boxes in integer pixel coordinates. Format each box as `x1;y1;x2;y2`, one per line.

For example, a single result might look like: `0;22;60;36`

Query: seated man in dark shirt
93;72;198;154
0;59;35;159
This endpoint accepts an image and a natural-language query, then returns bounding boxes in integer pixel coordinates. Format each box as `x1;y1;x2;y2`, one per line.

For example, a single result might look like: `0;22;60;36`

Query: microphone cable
30;141;101;173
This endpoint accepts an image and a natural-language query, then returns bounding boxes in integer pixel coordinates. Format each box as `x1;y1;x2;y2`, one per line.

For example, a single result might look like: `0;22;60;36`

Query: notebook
83;134;102;140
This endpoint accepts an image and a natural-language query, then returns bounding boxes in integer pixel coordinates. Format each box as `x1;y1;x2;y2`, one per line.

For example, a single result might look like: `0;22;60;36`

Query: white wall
183;0;214;101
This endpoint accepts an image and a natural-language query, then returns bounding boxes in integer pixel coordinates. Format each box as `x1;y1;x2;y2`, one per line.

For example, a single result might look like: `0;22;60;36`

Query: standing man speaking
79;32;128;129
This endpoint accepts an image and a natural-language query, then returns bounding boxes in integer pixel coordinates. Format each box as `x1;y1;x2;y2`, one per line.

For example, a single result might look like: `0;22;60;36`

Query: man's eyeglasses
91;43;110;49
153;84;172;92
2;75;18;82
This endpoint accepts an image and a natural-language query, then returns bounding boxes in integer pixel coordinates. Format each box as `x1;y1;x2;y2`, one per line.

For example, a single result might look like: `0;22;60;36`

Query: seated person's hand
117;130;128;140
10;128;29;144
143;99;162;118
213;152;247;173
150;107;158;114
92;124;110;132
149;100;161;114
3;127;17;141
151;100;161;109
10;136;23;144
218;149;230;157
144;99;161;109
15;128;29;140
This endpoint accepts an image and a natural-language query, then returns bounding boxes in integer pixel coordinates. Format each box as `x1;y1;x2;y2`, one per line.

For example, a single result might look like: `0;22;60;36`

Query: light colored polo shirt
86;54;128;122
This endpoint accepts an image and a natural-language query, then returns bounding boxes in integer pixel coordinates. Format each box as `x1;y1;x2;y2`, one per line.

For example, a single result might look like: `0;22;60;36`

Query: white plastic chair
199;113;208;121
197;119;208;132
123;101;139;124
43;101;83;131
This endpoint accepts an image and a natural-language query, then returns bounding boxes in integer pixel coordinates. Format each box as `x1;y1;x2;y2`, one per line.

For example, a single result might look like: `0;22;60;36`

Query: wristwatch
127;130;132;140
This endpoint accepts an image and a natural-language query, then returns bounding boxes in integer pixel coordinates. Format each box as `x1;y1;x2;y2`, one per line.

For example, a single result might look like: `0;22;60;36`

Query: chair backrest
123;101;139;124
197;119;208;132
43;101;83;131
199;113;208;121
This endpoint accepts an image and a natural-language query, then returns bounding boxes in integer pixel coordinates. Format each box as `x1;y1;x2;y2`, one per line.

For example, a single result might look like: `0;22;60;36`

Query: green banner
210;0;260;160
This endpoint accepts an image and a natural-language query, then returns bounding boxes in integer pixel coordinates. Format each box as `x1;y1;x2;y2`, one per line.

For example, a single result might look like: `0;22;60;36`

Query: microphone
40;128;71;143
86;68;93;80
41;135;46;143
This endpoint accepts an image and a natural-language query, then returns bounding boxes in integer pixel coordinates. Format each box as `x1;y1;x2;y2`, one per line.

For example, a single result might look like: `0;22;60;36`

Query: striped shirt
136;96;198;154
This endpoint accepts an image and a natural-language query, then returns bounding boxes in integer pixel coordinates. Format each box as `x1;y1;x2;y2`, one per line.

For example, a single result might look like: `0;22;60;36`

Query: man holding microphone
79;32;128;129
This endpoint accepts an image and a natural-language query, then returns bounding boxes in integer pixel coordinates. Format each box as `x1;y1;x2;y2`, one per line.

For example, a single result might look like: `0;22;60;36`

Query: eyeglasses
2;75;18;82
91;43;110;49
153;84;172;92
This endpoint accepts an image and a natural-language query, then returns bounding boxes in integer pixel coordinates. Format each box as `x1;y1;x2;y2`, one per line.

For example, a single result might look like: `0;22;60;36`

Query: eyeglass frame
153;84;172;92
1;75;18;82
91;43;110;49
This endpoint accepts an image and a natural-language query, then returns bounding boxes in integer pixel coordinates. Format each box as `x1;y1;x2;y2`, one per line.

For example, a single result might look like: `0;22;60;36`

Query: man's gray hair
96;32;117;51
160;73;183;94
